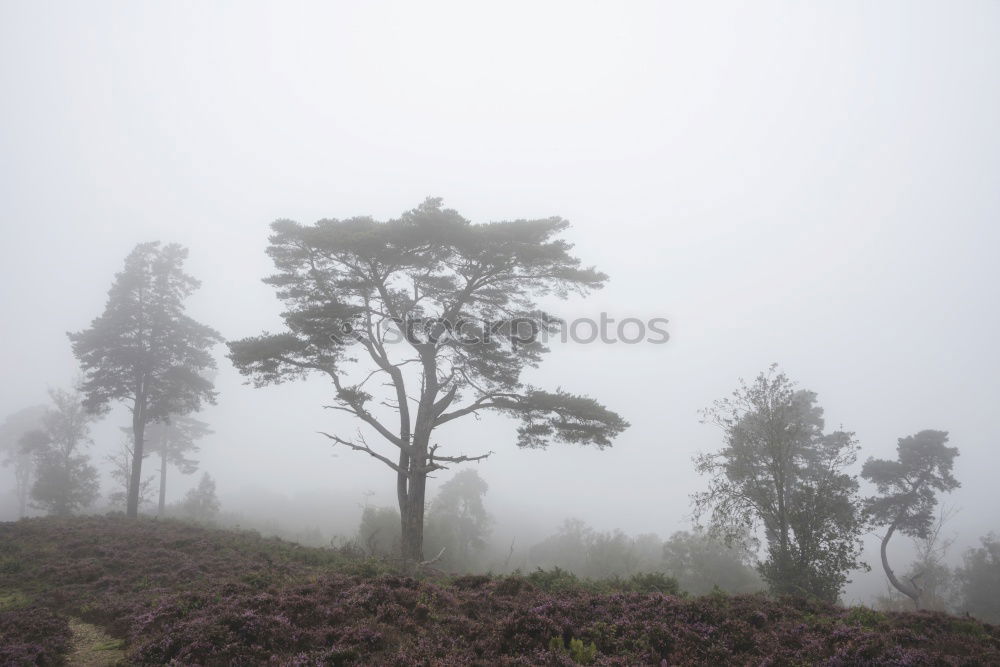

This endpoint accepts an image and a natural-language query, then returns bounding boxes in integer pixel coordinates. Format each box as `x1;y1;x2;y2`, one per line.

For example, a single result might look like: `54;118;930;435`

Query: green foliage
844;606;887;629
661;529;763;595
624;571;680;594
424;469;493;571
227;199;626;560
694;366;866;602
527;566;581;592
862;432;960;606
549;636;598;665
23;389;99;517
0;590;29;610
862;431;960;539
69;241;222;517
956;533;1000;624
143;416;211;484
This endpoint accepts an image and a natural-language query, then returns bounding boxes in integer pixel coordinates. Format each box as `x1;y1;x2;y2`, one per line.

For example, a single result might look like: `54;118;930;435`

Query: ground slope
1;517;997;665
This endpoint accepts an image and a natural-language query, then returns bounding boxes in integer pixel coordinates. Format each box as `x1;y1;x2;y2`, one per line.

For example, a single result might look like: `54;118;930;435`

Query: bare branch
318;431;402;473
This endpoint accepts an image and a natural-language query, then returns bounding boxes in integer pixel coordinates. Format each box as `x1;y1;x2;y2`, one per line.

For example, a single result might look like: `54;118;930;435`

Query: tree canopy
229;199;628;561
21;388;99;516
862;429;960;607
69;242;221;517
694;365;866;602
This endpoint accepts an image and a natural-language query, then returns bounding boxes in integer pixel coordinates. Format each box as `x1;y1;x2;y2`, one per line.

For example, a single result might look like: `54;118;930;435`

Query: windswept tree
22;388;99;516
0;405;46;517
69;242;222;518
139;416;210;515
228;199;628;562
875;508;958;613
862;430;959;608
694;366;866;602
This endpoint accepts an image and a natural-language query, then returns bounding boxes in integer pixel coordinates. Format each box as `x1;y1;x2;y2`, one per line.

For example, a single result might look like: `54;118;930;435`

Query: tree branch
318;431;402;473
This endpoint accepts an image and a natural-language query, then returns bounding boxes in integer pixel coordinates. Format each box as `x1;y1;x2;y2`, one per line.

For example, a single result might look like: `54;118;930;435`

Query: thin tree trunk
158;445;167;516
127;395;145;518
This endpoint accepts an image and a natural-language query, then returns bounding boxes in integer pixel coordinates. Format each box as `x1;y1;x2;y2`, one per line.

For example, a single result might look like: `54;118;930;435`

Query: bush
550;635;598;664
527;566;582;592
624;571;680;594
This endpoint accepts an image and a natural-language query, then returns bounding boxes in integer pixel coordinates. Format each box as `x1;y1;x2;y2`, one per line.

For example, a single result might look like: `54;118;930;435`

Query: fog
1;1;998;606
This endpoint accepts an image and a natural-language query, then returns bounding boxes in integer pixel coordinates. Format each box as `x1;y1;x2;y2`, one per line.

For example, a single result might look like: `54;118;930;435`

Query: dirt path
66;618;126;666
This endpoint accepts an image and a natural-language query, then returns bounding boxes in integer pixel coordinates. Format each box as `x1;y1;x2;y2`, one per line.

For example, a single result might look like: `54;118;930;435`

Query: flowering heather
1;517;998;664
0;604;72;665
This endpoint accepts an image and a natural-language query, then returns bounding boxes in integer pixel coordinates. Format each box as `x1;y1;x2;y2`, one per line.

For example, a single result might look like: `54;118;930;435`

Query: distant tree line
0;199;995;623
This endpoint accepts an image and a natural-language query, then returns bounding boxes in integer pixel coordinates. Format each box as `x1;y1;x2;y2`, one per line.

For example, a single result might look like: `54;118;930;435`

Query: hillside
1;517;997;665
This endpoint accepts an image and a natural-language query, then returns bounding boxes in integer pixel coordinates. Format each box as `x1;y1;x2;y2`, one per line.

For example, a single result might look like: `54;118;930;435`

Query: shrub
550;636;599;665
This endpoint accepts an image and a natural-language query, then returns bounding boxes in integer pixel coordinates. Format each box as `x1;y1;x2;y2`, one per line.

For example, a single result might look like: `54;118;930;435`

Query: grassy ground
1;516;998;665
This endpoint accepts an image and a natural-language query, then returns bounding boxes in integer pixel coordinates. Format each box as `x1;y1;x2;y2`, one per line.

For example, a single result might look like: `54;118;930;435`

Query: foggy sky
2;1;998;602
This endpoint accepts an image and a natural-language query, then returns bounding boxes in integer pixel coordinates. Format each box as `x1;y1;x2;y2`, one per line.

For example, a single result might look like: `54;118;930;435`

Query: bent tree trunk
881;522;921;608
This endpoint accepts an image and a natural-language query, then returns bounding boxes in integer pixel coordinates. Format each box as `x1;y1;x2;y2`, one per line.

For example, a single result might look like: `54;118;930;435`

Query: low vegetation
2;517;998;664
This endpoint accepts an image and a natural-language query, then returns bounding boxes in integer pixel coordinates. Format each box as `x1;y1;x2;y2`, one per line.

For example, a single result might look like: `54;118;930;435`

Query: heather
2;517;999;664
0;602;72;665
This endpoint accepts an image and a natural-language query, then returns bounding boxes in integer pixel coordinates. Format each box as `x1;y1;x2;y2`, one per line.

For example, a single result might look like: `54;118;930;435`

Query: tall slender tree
143;416;209;515
69;242;222;517
861;430;959;608
229;199;628;562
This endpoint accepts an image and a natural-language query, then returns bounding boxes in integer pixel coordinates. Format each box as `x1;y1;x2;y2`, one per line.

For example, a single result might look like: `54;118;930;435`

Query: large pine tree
229;199;628;562
70;242;221;517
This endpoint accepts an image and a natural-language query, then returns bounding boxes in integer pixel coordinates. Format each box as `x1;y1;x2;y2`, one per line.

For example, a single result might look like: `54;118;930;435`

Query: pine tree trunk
127;397;145;518
881;521;922;608
399;455;428;567
158;445;167;516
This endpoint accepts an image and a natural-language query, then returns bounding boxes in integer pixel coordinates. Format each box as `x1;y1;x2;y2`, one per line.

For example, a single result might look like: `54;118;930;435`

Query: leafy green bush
550;635;598;664
527;566;581;592
623;571;680;594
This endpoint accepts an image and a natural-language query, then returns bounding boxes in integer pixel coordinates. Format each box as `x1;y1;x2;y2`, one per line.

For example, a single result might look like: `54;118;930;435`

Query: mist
2;0;998;626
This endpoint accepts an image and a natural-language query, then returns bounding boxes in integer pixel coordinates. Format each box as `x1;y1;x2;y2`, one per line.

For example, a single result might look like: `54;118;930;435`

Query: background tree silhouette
69;242;222;517
0;405;47;517
141;416;209;515
21;388;99;516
